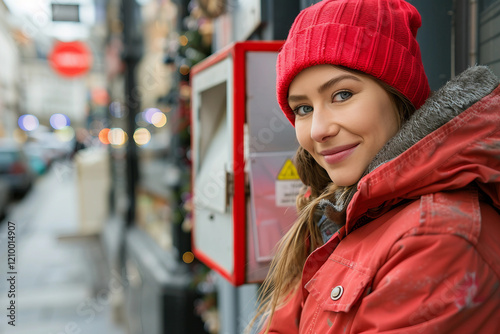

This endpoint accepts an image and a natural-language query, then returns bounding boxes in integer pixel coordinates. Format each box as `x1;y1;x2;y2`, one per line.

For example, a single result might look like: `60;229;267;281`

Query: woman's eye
333;91;352;102
293;105;313;116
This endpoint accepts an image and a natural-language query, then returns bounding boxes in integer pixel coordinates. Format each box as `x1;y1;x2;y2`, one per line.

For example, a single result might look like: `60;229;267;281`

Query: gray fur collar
368;65;499;174
320;66;499;239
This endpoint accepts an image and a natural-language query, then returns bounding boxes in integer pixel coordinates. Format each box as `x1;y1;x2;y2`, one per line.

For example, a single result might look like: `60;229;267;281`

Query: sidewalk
0;160;126;334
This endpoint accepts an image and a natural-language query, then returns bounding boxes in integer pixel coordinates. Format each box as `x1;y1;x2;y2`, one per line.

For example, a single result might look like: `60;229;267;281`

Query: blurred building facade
0;1;20;139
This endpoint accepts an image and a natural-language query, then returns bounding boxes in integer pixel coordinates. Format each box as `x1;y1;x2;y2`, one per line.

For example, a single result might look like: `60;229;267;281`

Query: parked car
0;178;10;220
0;141;36;198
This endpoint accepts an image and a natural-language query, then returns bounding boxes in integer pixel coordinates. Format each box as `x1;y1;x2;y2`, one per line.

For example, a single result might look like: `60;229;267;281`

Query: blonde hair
249;68;415;333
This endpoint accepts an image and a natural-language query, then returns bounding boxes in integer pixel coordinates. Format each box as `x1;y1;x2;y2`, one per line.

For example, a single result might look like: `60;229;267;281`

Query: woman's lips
320;144;359;164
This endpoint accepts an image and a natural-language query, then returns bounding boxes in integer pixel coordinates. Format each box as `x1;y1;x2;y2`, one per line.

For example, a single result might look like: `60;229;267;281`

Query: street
0;160;126;334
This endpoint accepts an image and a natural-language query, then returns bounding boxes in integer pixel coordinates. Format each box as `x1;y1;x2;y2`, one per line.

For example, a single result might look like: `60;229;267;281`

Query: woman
252;0;500;333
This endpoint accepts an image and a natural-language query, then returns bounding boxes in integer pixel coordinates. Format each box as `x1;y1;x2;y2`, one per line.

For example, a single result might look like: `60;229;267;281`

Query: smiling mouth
320;144;359;164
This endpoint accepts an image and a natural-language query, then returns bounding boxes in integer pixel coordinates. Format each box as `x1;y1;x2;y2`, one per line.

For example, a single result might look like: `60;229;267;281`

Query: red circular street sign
48;41;93;77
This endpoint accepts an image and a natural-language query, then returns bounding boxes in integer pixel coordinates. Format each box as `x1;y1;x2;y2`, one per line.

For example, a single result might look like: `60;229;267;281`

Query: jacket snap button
330;285;343;301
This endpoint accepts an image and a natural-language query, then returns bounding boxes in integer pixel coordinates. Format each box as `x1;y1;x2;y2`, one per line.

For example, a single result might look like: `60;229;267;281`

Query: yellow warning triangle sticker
277;159;300;180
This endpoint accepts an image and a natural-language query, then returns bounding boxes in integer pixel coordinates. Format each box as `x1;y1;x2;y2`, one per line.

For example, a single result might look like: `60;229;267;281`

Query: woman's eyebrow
317;74;361;94
288;74;362;103
287;94;308;103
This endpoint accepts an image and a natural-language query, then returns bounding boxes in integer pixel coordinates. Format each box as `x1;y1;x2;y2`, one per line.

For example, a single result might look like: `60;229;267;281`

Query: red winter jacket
261;66;500;333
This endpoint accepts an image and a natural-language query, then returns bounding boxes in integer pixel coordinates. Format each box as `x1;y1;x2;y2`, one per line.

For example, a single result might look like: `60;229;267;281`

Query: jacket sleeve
351;234;500;333
257;284;303;334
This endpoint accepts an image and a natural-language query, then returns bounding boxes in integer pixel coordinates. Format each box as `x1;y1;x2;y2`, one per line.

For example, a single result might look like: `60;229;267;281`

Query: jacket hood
340;66;500;231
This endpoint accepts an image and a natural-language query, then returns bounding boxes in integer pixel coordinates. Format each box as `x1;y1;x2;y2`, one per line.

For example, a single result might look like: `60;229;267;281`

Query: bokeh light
182;252;194;264
50;113;71;130
179;64;190;75
55;126;76;142
143;108;161;124
133;128;151;146
179;35;188;46
18;114;39;131
92;88;109;106
99;128;110;145
151;112;167;128
108;128;127;146
180;85;191;99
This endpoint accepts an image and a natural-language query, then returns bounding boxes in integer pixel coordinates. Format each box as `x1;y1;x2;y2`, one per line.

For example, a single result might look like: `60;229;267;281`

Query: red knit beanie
277;0;430;126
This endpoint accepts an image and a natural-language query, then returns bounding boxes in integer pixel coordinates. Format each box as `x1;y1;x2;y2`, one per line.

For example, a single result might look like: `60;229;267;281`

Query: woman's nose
310;108;340;142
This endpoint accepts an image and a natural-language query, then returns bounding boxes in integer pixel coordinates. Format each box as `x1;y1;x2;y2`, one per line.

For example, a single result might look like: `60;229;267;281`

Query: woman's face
289;65;399;187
